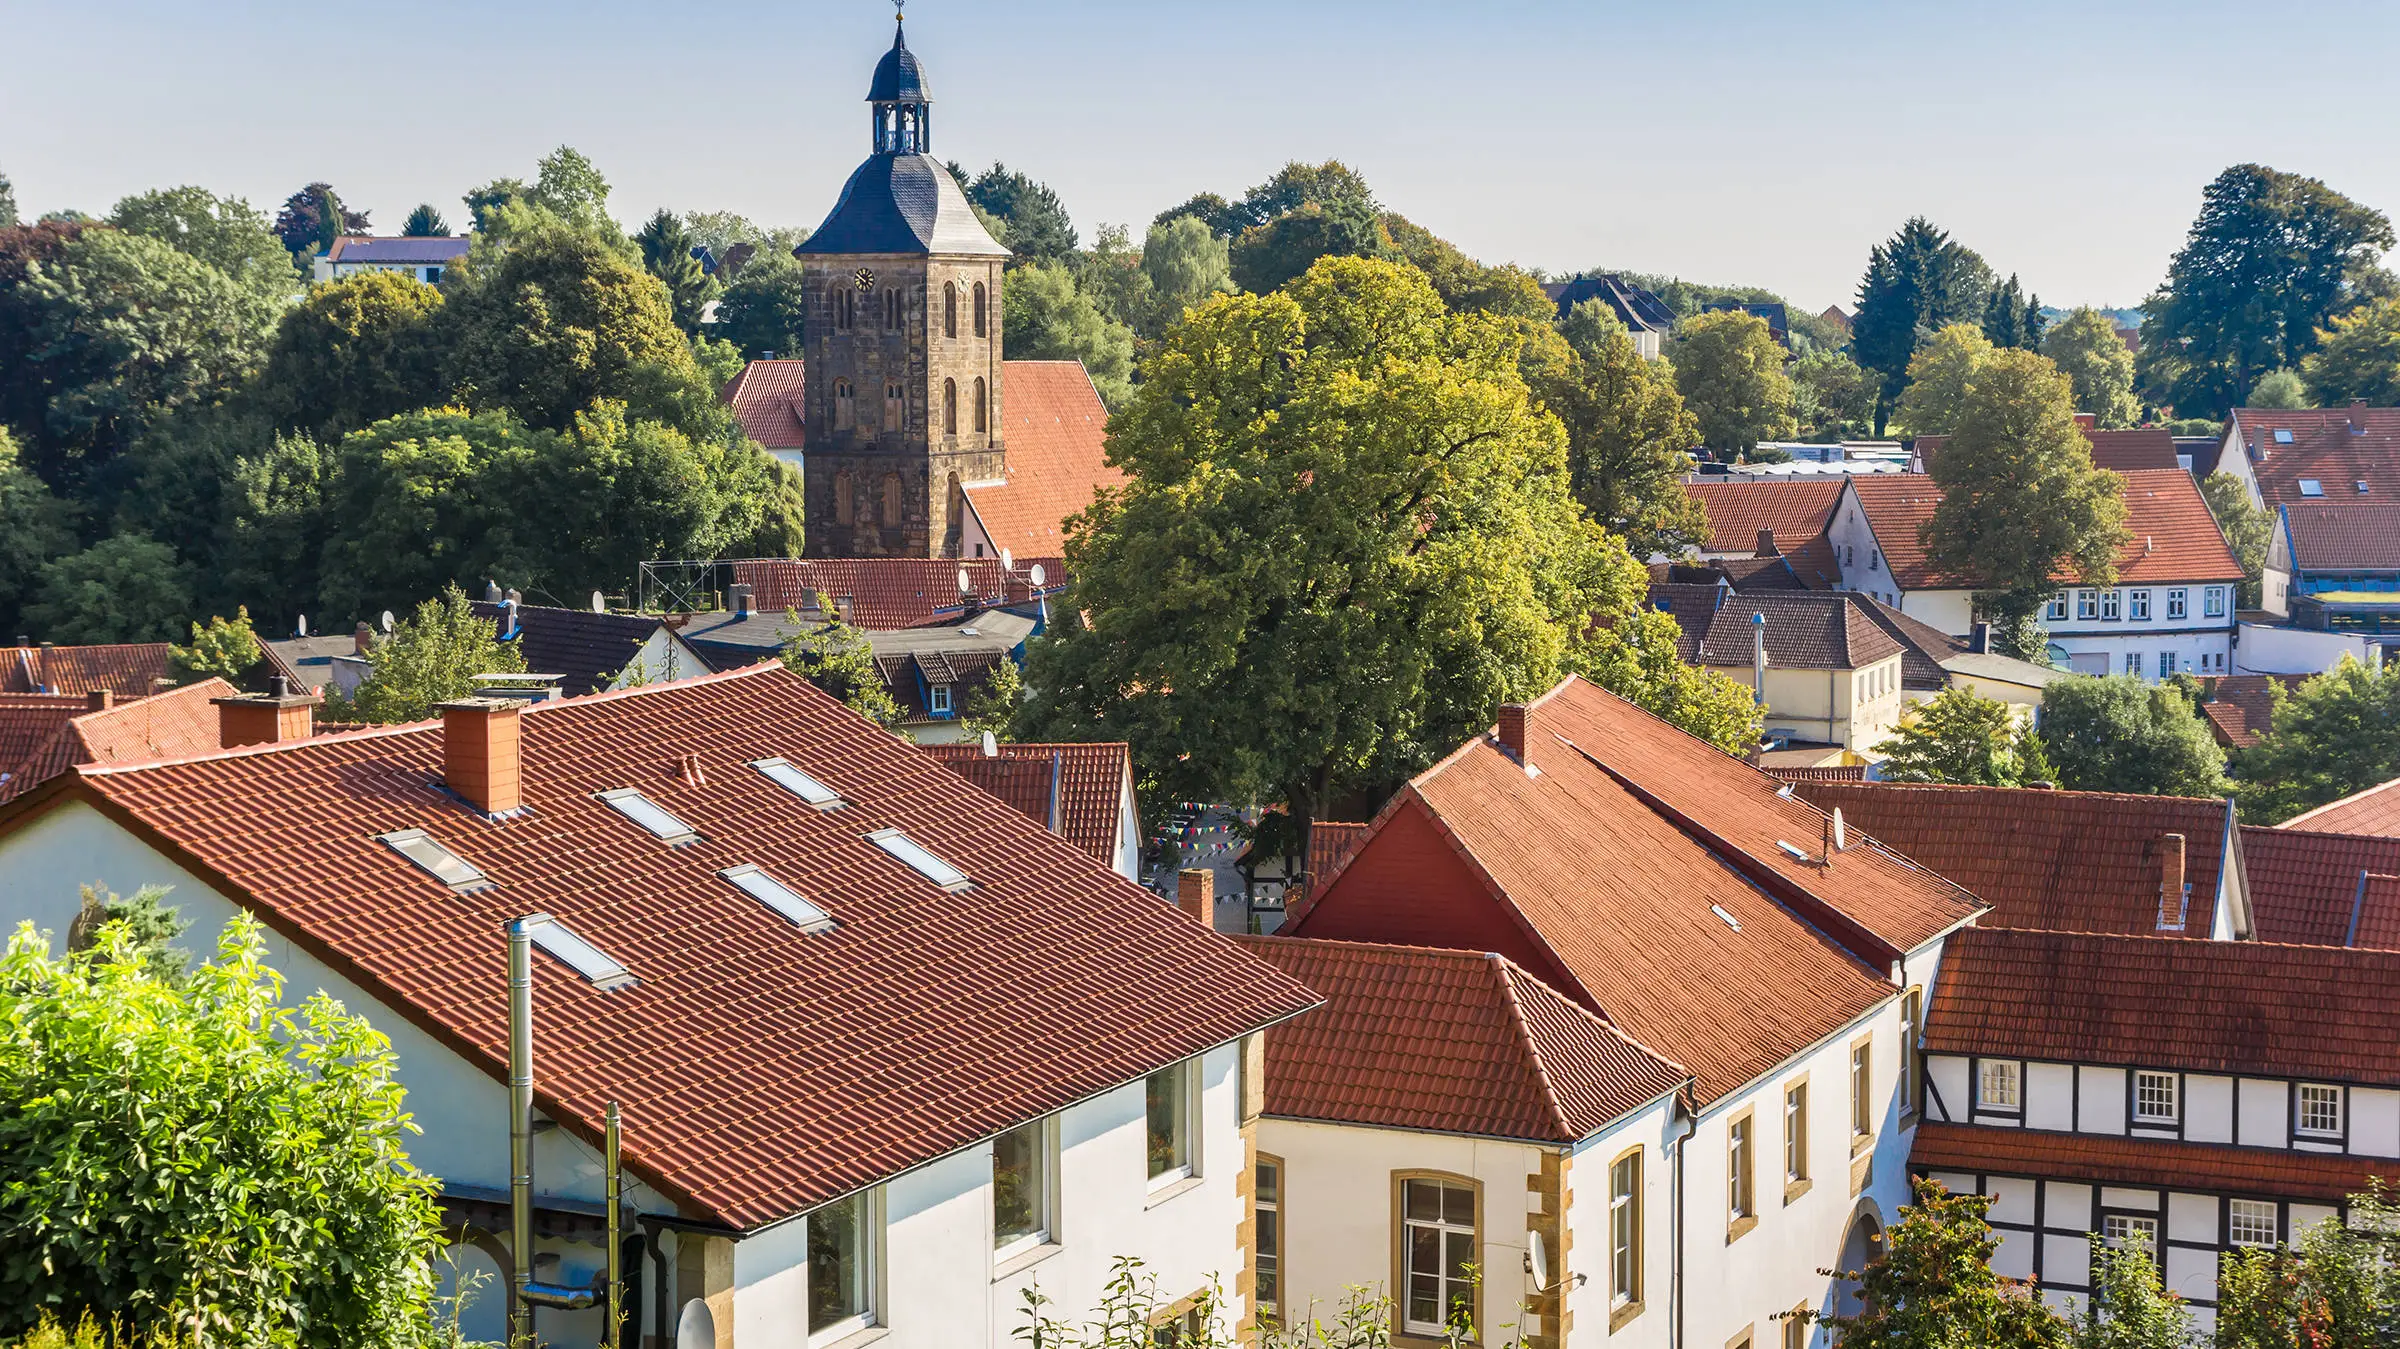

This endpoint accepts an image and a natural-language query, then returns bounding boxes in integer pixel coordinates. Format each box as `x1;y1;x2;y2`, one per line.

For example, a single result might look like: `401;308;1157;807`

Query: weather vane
894;0;905;18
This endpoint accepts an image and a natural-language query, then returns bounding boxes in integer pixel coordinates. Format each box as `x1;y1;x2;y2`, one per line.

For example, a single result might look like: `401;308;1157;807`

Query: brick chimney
85;688;113;713
1497;702;1529;765
2155;832;2188;931
353;622;374;656
2074;412;2098;430
211;676;319;749
1177;868;1213;926
439;697;524;816
1755;528;1781;558
2351;399;2371;434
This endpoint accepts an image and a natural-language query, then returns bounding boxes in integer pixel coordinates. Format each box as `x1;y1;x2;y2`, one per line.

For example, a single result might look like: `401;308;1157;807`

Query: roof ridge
1495;952;1694;1081
1487;953;1577;1141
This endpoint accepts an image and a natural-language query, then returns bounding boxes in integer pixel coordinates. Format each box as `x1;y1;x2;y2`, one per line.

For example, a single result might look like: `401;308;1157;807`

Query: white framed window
2167;589;2188;619
866;828;971;890
1609;1149;1643;1308
2299;1084;2344;1136
521;914;636;992
1785;1082;1809;1183
2127;652;2144;678
929;684;953;715
1401;1177;1479;1337
807;1187;881;1342
992;1117;1056;1258
1728;1113;1755;1222
2161;651;2178;676
1978;1060;2020;1111
2130;590;2151;621
2104;1213;2160;1259
2134;1071;2179;1124
377;828;488;891
2206;586;2228;618
2077;590;2100;620
1850;1039;1873;1145
2047;593;2069;621
1256;1156;1283;1325
2230;1199;2279;1247
1145;1060;1198;1187
2102;590;2122;621
752;756;845;810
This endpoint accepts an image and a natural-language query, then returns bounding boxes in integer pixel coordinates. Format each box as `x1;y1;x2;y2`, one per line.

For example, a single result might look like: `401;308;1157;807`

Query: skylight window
522;914;636;990
378;828;489;891
866;828;971;890
2274;429;2296;444
2299;479;2325;497
597;788;698;844
752;757;844;810
721;864;834;932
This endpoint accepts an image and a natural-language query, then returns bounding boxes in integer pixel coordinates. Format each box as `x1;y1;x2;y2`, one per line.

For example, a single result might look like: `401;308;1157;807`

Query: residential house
1830;470;2242;679
1648;587;1909;764
1681;478;1846;585
2262;502;2400;646
1287;677;1986;1349
1701;299;1790;345
2;642;176;700
921;739;1143;881
2196;675;2297;751
0;663;1317;1346
263;627;377;698
1232;936;1692;1347
680;597;1036;744
312;235;470;285
1820;306;1853;338
1543;275;1678;360
723;360;808;470
1913;927;2400;1325
0;679;235;804
2211;403;2400;510
470;598;711;696
728;556;1061;629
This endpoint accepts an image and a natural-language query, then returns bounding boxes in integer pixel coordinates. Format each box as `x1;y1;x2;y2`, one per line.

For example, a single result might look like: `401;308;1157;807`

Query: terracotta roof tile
1793;781;2229;936
1848;470;2241;591
1916;428;2179;475
2282;502;2400;570
2285;776;2400;837
919;741;1130;868
1682;479;1844;556
1690;591;1904;671
2231;407;2400;508
1307;822;1368;886
721;360;806;450
0;695;82;785
1925;926;2400;1084
1234;937;1689;1142
2239;824;2400;949
962;362;1125;559
2199;675;2299;749
0;682;233;804
31;665;1314;1229
0;644;176;699
1912;1121;2396;1206
729;557;1062;630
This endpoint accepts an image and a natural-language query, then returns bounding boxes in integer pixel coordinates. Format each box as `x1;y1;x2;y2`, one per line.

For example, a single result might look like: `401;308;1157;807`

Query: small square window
2134;1071;2179;1123
2205;587;2228;619
2104;1213;2160;1259
2299;1084;2343;1135
2130;590;2151;621
2230;1199;2279;1247
866;828;970;890
752;757;844;809
378;828;489;891
720;864;834;932
520;914;636;991
2299;479;2325;497
1977;1060;2020;1111
2047;593;2069;622
597;788;698;844
929;684;953;715
2274;428;2295;445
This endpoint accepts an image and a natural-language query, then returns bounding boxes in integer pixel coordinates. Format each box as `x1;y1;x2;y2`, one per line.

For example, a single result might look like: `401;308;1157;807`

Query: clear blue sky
9;0;2399;314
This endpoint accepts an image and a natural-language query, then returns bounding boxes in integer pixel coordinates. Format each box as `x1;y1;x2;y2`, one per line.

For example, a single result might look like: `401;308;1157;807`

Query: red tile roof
2239;824;2400;949
729;557;1062;630
1912;1122;2396;1206
16;664;1314;1229
0;695;83;788
919;741;1131;868
1693;592;1903;671
1292;677;1979;1102
2231;407;2400;508
1915;428;2179;475
1306;822;1368;887
2199;675;2299;749
2354;873;2400;951
1682;479;1845;556
1792;781;2231;937
1848;470;2241;591
963;362;1125;560
2282;502;2400;571
0;644;177;699
1924;926;2400;1083
2285;776;2400;837
1234;937;1689;1142
1;682;236;804
721;360;806;450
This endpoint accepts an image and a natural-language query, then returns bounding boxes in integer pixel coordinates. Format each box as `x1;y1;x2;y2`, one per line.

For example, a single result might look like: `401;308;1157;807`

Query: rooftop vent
867;828;970;890
378;828;490;891
720;864;834;932
521;913;636;991
597;787;698;844
752;757;843;809
1710;904;1743;932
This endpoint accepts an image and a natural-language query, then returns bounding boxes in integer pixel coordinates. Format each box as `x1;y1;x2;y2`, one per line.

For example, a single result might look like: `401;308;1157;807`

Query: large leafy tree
1791;349;1877;441
1875;686;2052;786
0;219;91;444
2042;307;2141;426
713;254;809;359
2139;164;2394;418
269;181;368;256
1141;216;1234;325
2074;1234;2194;1349
1229;197;1392;295
2200;469;2272;607
2249;368;2311;410
2214;1185;2400;1349
1671;309;1796;453
1852;217;1992;432
343;583;528;724
24;533;194;644
955;162;1078;266
1981;272;2045;349
1894;323;1996;437
1382;214;1552;320
1071;224;1158;338
1803;1179;2071;1349
465;146;621;246
2040;674;2229;798
1923;347;2130;641
780;612;900;727
0;912;445;1343
2302;296;2400;406
1002;261;1137;408
169;606;263;684
315;408;546;619
1015;257;1746;845
2236;657;2400;822
0;427;73;639
213;429;332;625
251;270;447;436
634;208;720;333
108;187;299;295
1521;298;1707;556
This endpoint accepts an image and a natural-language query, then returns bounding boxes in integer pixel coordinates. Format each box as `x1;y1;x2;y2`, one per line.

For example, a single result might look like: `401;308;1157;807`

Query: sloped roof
1307;822;1368;886
728;556;1060;630
2231;407;2400;508
0;695;84;793
1543;275;1676;332
469;602;669;698
866;20;929;102
261;635;366;696
1644;583;1724;662
1925;925;2400;1085
1;644;176;699
962;362;1124;559
2285;776;2400;837
1849;470;2241;590
1292;678;1980;1102
1915;428;2178;475
1692;592;1903;671
2354;874;2400;950
2283;502;2400;571
2238;824;2400;949
920;741;1130;867
1912;1121;2395;1205
2199;674;2298;750
325;236;470;265
21;664;1315;1229
1683;479;1845;556
0;678;235;804
1234;937;1689;1143
1852;596;1971;691
1793;781;2230;936
722;360;806;449
794;153;1008;257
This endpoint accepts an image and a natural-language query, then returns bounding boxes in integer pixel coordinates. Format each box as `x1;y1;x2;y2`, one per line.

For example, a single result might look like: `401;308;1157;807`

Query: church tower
794;11;1011;558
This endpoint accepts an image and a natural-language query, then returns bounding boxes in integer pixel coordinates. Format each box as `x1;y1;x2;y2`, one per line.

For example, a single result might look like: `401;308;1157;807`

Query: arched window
880;472;903;526
835;287;854;332
972;282;987;337
833;469;854;525
973;377;988;434
883;381;904;432
943;379;958;435
832;379;854;431
944;282;958;338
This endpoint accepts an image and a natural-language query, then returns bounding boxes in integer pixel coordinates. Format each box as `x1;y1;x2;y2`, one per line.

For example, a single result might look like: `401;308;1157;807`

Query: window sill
1610;1299;1647;1334
993;1239;1063;1281
1727;1213;1759;1244
1850;1150;1874;1197
811;1323;889;1349
1783;1176;1813;1206
1145;1173;1205;1210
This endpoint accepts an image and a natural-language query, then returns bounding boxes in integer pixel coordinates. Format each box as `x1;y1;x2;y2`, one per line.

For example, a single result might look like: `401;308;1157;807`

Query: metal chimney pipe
605;1101;623;1348
1751;610;1769;705
507;919;535;1343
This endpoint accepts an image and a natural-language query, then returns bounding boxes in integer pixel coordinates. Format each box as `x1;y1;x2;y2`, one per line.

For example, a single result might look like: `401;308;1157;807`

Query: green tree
24;534;193;644
1672;309;1797;453
64;883;189;986
1801;1178;2072;1349
957;162;1078;266
316;408;546;618
2213;1185;2400;1349
2077;1233;2193;1349
680;211;810;270
2247;368;2312;409
1072;223;1158;337
269;181;367;256
0;171;16;229
0;427;75;639
214;430;332;628
2043;307;2142;426
1238;160;1378;226
345;583;528;724
2139;164;2394;417
108;186;299;295
2235;657;2400;822
779;612;900;727
1895;323;1997;437
2200;470;2272;607
1852;217;1994;432
634;208;721;333
1002;262;1137;408
962;656;1023;743
1791;349;1878;441
2302;296;2400;406
400;202;449;237
251;269;447;436
1924;347;2131;640
1382;214;1552;320
1875;686;2048;786
2040;673;2230;797
1014;257;1730;848
1982;272;2046;349
521;399;789;595
169;607;262;684
0;911;445;1344
1152;191;1250;240
1521;299;1708;557
1229;197;1392;295
1141;216;1234;326
713;254;809;358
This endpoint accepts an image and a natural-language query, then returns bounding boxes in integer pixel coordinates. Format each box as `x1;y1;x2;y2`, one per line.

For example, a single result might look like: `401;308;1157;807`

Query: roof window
2361;482;2372;495
2274;429;2295;444
2299;479;2325;497
866;828;971;890
522;914;636;991
721;864;835;932
597;788;698;844
378;828;489;891
753;757;844;809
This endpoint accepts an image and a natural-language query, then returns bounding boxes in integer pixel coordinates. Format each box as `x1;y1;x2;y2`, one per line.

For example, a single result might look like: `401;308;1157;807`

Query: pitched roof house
680;605;1037;744
1646;587;1908;761
1543;275;1677;359
0;663;1315;1345
2215;404;2400;509
2;642;176;699
0;679;235;803
728;555;1061;629
469;600;710;697
1913;425;2180;475
920;740;1142;880
721;359;807;465
312;235;470;285
2261;500;2400;627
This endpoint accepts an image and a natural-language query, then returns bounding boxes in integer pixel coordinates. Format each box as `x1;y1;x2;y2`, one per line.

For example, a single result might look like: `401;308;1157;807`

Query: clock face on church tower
854;268;876;291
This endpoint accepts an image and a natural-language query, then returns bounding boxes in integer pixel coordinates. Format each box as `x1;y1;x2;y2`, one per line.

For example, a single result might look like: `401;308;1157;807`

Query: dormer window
752;757;844;810
2299;479;2324;497
378;828;489;892
522;914;636;991
929;684;953;715
598;788;699;844
867;828;970;890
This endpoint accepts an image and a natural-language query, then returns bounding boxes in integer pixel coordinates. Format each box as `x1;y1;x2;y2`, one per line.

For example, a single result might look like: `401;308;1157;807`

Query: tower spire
868;0;931;154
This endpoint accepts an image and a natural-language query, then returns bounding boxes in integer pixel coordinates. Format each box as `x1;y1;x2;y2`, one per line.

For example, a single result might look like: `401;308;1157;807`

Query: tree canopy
2303;296;2400;406
635;208;721;334
1672;309;1796;453
1894;323;1996;437
1875;686;2053;786
956;162;1078;266
1980;272;2044;349
269;182;367;256
1003;261;1137;408
107;187;298;297
169;607;263;684
1522;299;1708;557
2041;307;2140;427
400;202;449;237
24;533;193;644
713;254;809;359
2200;469;2272;607
1229;197;1393;295
251;270;447;437
2039;673;2230;798
2236;657;2400;823
1804;1179;2070;1349
340;583;528;724
1852;217;1993;431
779;612;900;727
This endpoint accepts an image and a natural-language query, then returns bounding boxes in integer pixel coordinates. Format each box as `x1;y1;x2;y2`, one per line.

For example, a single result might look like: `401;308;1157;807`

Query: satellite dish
379;610;396;634
1000;548;1013;571
1832;807;1847;852
591;590;607;614
958;567;971;594
1029;564;1046;587
981;730;998;757
1527;1228;1550;1283
295;614;308;637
